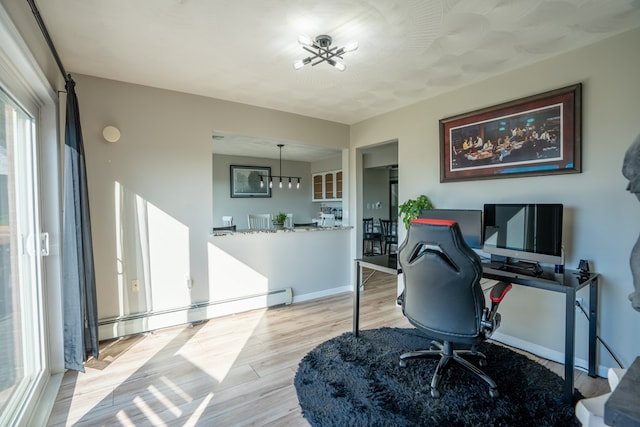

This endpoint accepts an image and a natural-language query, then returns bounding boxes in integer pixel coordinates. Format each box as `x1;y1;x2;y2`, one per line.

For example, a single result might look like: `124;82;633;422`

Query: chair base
399;340;499;398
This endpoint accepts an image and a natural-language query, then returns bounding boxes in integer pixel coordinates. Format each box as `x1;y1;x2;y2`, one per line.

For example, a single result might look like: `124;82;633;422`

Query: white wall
311;155;342;174
73;75;349;322
350;27;640;371
363;168;390;221
209;229;351;300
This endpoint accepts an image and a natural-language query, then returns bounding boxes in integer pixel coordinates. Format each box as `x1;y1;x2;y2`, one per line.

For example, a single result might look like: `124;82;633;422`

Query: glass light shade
329;59;346;71
294;57;312;70
344;41;359;52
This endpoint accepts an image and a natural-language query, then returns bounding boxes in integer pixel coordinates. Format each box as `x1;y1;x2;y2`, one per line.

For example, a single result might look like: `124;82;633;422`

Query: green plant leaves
398;194;434;229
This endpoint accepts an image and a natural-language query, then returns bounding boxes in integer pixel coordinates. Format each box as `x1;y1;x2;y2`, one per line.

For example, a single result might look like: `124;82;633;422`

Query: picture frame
439;83;582;182
230;165;271;198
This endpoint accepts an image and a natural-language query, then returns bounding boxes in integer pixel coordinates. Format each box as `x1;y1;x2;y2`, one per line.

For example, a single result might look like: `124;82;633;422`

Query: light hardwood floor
48;270;608;426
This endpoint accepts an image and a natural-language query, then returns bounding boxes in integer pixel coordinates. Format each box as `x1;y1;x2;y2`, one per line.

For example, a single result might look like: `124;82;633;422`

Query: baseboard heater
98;287;293;340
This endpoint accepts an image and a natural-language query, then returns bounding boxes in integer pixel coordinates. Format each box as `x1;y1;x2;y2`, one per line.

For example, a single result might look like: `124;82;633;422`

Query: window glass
0;87;44;423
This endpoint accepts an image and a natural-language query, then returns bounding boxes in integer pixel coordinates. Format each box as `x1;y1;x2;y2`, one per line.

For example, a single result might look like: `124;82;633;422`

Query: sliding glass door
0;87;46;425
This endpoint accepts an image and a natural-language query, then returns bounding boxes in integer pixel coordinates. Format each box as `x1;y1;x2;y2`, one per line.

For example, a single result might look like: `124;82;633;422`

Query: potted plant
274;212;288;228
398;194;434;229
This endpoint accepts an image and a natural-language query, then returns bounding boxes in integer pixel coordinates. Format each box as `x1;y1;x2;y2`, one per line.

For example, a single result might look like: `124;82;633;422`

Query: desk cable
482;281;625;370
575;300;625;369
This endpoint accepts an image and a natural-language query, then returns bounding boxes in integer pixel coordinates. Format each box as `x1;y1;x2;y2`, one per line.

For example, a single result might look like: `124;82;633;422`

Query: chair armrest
490;281;512;303
482;282;513;336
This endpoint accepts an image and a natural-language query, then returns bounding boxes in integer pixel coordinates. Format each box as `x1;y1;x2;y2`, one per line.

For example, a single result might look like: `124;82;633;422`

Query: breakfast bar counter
210;225;352;236
207;225;353;311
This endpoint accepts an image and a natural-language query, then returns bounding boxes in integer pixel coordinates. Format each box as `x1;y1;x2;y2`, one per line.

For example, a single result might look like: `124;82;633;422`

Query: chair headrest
411;218;457;227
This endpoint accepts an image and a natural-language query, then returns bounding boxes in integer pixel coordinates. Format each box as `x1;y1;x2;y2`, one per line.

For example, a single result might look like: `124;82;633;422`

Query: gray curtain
62;77;99;371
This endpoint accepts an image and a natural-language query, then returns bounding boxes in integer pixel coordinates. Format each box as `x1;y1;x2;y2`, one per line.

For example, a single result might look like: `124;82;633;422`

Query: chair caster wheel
430;388;440;398
489;388;499;398
399;360;407;368
479;359;487;367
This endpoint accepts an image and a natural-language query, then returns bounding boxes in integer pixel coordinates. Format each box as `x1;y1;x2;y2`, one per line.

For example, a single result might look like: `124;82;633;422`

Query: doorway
389;178;398;221
361;141;398;223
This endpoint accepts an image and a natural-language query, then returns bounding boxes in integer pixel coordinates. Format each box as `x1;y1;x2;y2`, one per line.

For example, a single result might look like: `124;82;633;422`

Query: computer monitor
482;203;564;266
419;209;483;249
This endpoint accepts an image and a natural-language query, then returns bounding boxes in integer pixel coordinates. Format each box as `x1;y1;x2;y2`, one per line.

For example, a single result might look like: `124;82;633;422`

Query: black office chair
397;218;512;398
379;219;398;254
363;218;383;255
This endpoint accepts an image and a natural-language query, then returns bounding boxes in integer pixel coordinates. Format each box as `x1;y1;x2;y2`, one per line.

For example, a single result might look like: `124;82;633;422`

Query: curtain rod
26;0;70;82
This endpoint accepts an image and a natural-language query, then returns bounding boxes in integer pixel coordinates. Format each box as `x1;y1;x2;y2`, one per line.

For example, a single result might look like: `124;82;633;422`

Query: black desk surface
358;255;597;291
605;356;640;426
358;254;398;272
481;261;598;292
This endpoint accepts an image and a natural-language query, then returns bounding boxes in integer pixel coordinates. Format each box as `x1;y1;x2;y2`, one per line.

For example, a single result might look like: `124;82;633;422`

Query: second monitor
419;209;483;249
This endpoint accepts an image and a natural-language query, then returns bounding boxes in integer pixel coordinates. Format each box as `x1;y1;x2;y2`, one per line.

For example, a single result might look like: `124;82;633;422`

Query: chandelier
260;144;301;189
293;34;358;72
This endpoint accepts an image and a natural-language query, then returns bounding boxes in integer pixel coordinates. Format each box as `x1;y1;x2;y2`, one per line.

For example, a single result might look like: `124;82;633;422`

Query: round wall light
102;125;121;143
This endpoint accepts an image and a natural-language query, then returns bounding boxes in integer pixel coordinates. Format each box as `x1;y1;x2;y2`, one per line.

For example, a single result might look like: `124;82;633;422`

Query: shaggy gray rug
294;327;581;426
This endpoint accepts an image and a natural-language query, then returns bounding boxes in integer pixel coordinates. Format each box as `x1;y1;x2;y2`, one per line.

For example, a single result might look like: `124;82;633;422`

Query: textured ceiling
37;0;640;159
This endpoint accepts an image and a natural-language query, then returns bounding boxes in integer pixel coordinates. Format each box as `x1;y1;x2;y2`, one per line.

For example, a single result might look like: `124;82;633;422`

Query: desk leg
588;278;598;377
564;286;576;402
353;261;361;337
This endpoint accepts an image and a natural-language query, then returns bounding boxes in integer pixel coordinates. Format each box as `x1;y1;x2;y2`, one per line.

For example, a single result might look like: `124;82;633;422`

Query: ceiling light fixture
293;34;358;72
260;144;301;190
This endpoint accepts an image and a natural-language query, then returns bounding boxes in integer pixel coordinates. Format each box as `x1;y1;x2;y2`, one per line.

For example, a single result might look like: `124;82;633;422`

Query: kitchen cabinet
312;170;342;201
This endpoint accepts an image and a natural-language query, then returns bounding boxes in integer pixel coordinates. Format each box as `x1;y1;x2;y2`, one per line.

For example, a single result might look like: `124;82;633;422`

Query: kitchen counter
210;225;352;237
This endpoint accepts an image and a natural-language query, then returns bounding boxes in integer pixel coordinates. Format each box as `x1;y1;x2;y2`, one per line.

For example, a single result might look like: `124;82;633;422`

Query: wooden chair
248;214;272;229
380;219;398;254
285;213;294;229
363;217;382;255
222;216;234;227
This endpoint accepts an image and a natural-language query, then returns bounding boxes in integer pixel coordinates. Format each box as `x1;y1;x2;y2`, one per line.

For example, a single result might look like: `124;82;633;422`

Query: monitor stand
489;255;544;277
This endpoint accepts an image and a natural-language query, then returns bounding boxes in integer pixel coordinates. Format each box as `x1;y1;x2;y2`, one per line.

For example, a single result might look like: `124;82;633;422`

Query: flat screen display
482;203;563;265
419;209;483;249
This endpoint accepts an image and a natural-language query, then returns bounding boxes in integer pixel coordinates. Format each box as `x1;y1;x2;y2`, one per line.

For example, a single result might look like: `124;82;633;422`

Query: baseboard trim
98;288;292;340
491;331;608;377
292;285;351;303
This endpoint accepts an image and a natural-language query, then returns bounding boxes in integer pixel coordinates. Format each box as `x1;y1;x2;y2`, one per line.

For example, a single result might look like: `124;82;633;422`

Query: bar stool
363;218;382;255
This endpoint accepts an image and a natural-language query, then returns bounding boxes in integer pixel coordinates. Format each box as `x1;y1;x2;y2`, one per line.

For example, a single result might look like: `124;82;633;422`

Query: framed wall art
230;165;271;198
440;83;582;182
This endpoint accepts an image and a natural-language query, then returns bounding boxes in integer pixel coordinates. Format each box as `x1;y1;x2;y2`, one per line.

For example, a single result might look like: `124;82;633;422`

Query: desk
352;254;398;336
605;356;640;426
352;254;599;403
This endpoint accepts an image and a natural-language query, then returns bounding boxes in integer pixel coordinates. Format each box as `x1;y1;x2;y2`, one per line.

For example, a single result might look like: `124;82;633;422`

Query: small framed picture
230;165;271;198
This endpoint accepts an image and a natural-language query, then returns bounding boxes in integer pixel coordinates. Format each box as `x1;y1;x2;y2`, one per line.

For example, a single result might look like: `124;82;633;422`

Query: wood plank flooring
48;270;608;426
